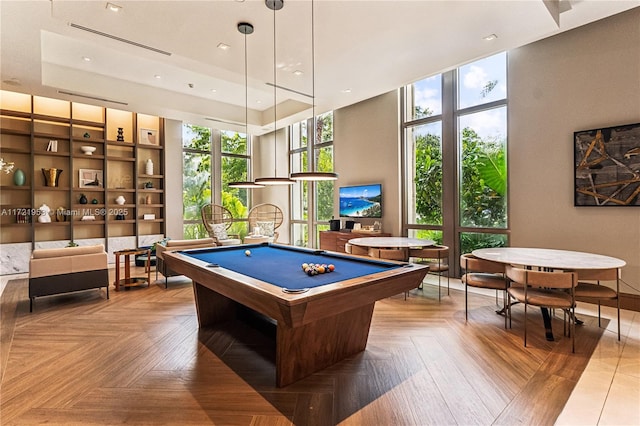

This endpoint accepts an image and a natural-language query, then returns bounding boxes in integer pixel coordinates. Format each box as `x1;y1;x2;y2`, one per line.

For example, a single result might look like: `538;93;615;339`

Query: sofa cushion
31;244;104;259
210;223;229;241
165;238;215;248
256;221;275;237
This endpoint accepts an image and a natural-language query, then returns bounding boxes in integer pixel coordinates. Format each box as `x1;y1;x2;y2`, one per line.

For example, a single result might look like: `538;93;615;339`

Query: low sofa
28;244;109;312
155;238;217;288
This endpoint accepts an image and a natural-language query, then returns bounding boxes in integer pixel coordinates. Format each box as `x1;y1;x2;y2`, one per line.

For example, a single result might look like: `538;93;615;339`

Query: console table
319;231;391;253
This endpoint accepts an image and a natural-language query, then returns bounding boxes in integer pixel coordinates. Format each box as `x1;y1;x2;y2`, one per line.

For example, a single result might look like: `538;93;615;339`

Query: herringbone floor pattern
1;270;604;425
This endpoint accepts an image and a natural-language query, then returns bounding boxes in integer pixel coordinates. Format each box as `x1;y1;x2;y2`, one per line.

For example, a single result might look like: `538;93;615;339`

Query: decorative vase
79;194;88;204
37;204;51;223
117;127;124;142
42;168;62;187
146;158;154;176
115;195;126;205
146;194;152;204
91;198;98;204
13;168;25;186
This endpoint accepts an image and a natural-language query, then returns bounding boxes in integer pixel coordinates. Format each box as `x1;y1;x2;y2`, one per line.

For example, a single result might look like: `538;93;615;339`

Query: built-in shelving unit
0;90;165;255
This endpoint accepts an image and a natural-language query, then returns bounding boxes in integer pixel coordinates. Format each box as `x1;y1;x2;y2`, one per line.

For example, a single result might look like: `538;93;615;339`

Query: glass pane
221;155;249;220
407;229;443;245
316;180;334;221
317;112;333;143
459;107;507;229
314;146;334;172
291;122;306;149
221;130;247;155
183;223;208;240
182;124;211;151
407;74;442;120
292;222;308;247
407;121;442;226
183;152;211;220
459;232;508;255
291;150;306;174
291;179;308;221
458;52;507;109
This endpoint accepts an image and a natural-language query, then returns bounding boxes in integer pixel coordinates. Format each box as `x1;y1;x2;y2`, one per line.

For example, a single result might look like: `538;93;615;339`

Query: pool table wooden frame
163;244;429;387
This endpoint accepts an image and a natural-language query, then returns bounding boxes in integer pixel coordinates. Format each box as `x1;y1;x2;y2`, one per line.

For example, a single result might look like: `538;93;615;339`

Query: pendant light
290;0;338;182
255;0;295;186
228;22;264;189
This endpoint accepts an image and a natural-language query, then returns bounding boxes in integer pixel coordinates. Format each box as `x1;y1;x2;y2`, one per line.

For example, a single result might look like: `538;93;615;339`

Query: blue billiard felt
183;244;401;290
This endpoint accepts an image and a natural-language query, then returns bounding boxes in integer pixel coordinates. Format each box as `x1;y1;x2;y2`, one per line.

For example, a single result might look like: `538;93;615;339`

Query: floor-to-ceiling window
182;124;212;239
182;125;251;239
403;52;509;272
221;130;250;239
290;112;335;248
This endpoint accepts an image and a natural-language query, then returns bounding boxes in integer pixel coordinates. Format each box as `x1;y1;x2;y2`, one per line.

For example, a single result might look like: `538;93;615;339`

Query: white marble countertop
348;237;435;248
472;247;626;270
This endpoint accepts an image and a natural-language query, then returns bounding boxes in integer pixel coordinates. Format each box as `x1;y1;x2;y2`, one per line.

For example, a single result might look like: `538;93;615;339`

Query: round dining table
472;247;626;270
472;247;625;341
348;237;435;261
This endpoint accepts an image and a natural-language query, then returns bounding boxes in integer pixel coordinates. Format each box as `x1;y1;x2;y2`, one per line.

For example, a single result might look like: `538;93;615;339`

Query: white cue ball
245;250;251;256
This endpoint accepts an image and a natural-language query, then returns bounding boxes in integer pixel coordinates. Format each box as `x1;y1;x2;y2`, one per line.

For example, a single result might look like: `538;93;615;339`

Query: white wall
508;8;640;292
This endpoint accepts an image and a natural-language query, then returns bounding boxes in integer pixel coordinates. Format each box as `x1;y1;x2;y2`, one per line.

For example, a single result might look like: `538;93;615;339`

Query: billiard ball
328;264;335;272
245;250;251;256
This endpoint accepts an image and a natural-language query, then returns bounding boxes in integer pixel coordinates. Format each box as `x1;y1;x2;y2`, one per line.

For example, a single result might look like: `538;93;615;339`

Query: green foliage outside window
183;125;251;240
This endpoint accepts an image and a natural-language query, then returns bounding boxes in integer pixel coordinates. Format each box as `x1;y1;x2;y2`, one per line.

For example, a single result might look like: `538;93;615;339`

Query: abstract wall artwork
574;122;640;206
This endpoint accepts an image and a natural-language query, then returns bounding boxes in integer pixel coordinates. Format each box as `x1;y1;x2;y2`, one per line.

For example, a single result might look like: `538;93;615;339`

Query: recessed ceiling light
293;70;303;76
106;2;122;12
341;88;352;93
211;89;217;93
154;74;161;79
82;56;91;62
256;100;262;104
483;34;498;41
217;43;230;51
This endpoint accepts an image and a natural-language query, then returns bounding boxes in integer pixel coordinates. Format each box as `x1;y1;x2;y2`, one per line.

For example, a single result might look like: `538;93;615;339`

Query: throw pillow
256;221;275;237
211;223;228;241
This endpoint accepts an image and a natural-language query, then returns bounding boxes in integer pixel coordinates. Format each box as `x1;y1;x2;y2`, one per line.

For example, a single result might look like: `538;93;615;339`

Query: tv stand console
319;231;391;253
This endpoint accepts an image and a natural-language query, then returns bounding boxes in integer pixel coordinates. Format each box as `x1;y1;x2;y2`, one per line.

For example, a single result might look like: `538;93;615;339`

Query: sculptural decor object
42;168;62;187
117;127;124;142
79;169;102;188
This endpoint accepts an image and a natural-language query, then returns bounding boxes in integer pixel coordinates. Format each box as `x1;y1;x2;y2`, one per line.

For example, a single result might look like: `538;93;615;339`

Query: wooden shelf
0;91;165;249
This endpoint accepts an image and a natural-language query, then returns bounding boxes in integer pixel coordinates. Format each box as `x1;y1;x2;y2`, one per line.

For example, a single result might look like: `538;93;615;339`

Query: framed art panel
574;122;640;206
79;168;103;188
139;128;158;145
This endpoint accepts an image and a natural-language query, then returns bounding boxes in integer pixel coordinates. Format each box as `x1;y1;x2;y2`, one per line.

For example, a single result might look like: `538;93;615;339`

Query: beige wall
334;91;402;235
252;130;291;244
508;8;640;291
164;119;184;239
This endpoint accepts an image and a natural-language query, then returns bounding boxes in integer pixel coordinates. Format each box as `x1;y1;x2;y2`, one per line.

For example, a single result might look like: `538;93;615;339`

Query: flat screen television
339;184;382;218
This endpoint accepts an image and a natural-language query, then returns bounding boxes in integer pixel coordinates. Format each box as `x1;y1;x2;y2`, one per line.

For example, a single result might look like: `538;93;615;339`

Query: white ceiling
1;0;638;135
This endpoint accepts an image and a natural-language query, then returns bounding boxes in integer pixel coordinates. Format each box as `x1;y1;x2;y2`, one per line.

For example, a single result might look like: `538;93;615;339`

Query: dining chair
574;268;620;340
505;265;578;352
459;253;508;327
409;245;449;300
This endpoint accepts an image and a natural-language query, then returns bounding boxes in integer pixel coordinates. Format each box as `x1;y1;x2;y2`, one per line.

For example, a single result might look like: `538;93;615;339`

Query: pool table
163;243;429;387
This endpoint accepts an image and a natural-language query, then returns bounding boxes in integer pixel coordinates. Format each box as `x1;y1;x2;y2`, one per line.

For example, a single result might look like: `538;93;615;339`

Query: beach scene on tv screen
339;184;382;218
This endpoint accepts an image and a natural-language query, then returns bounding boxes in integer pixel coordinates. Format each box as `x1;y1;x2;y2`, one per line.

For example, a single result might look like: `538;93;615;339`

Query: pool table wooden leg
193;282;237;326
276;303;375;387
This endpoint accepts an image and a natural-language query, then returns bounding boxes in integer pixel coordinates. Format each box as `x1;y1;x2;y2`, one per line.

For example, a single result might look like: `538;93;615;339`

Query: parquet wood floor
1;269;605;425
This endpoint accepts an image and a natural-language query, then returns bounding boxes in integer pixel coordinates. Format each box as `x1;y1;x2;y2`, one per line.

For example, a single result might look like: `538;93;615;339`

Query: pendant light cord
272;3;278;176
